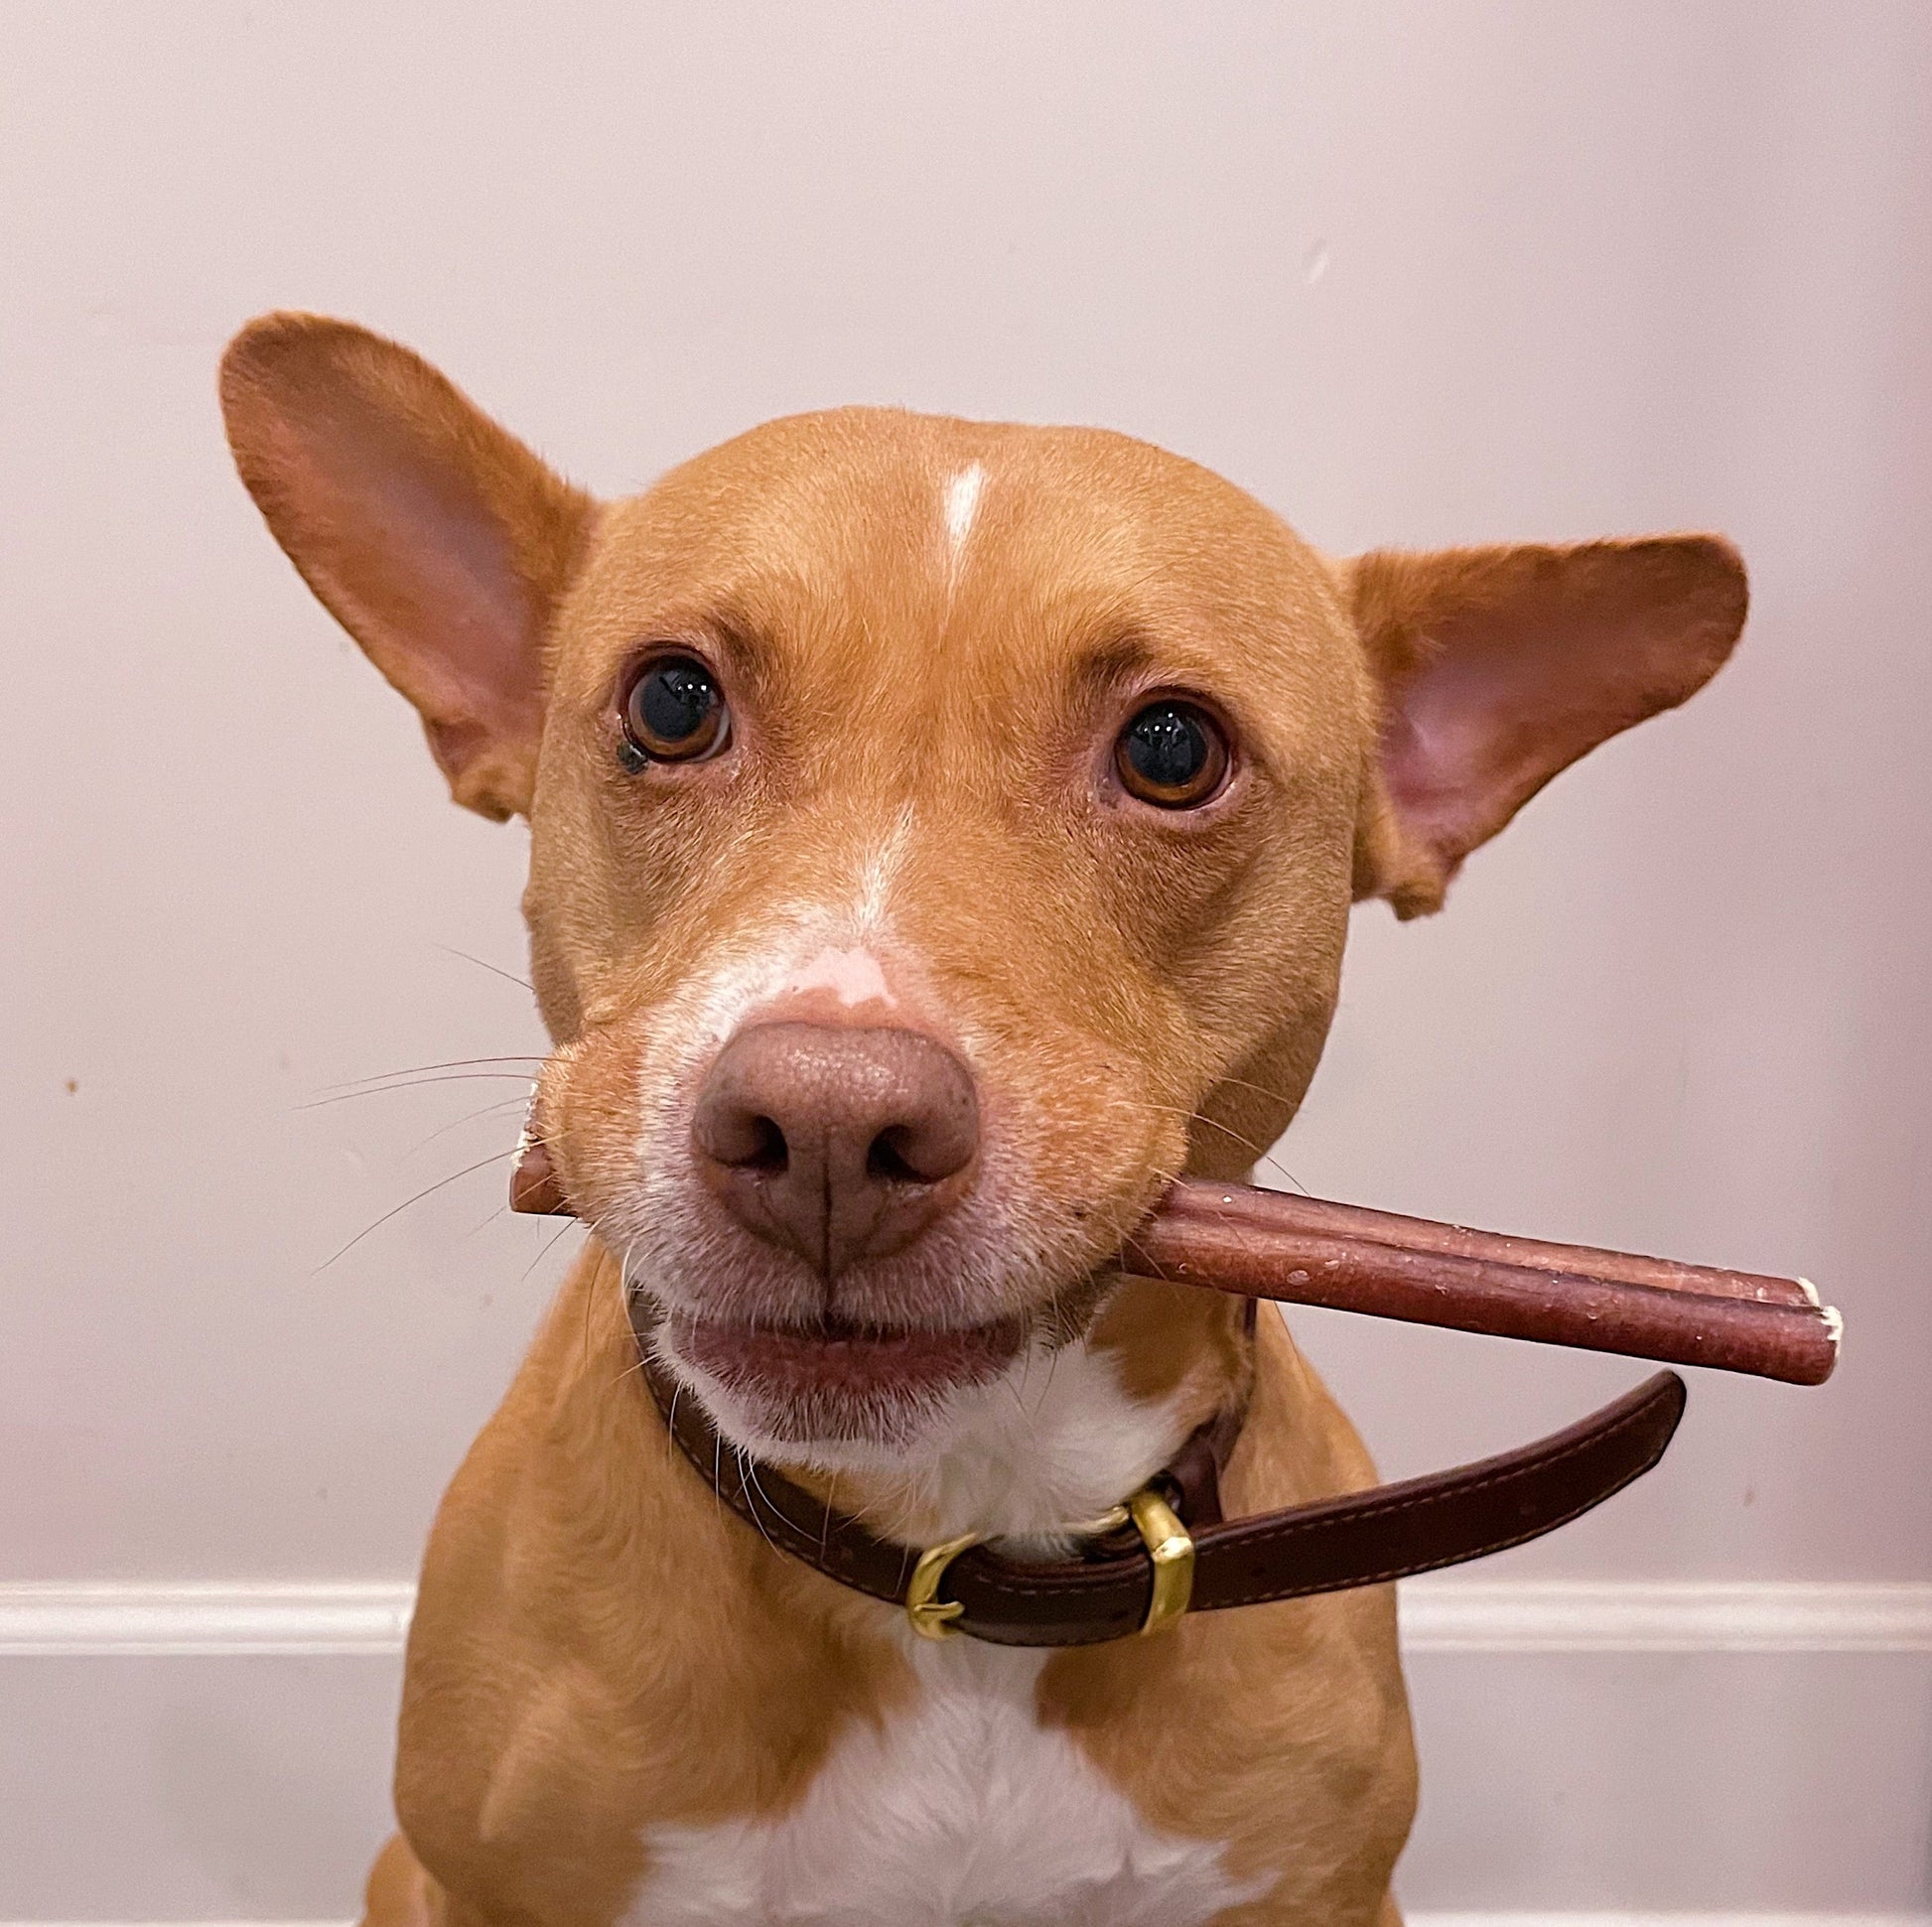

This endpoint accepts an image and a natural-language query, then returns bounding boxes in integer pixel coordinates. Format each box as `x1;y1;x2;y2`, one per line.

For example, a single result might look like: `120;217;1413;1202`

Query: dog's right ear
219;314;594;820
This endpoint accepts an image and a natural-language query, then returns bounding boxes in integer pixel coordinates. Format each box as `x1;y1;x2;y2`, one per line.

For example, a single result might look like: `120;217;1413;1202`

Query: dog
220;312;1745;1927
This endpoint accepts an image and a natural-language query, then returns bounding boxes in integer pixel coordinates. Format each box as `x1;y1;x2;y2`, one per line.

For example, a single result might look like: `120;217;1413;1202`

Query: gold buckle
903;1508;1123;1640
1127;1484;1195;1636
904;1488;1193;1642
905;1531;981;1640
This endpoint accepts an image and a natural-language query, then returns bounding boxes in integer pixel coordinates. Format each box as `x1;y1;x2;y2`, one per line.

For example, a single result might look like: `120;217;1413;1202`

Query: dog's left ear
219;313;595;820
1347;535;1748;917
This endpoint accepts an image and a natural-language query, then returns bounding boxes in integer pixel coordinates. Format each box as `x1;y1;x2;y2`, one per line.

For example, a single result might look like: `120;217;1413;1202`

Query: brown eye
621;654;730;765
1114;700;1229;808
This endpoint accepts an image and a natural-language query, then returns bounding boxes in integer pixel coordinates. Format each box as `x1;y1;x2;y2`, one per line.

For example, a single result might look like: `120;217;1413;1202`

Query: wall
2;2;1927;1918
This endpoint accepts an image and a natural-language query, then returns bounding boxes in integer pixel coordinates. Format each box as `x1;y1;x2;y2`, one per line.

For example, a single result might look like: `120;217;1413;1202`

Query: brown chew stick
1131;1180;1840;1386
506;1141;1839;1385
1154;1181;1818;1307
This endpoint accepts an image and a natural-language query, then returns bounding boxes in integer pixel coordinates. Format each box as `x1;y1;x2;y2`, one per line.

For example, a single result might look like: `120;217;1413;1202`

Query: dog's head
222;314;1744;1463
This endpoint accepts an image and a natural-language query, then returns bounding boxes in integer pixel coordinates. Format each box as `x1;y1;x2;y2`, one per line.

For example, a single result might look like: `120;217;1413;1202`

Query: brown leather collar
630;1294;1685;1648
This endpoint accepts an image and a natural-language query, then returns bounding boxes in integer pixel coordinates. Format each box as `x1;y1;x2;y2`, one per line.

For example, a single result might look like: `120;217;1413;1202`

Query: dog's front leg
360;1834;473;1927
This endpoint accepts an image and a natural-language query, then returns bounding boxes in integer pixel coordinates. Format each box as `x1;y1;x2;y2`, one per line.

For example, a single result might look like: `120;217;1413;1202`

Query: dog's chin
660;1308;1030;1452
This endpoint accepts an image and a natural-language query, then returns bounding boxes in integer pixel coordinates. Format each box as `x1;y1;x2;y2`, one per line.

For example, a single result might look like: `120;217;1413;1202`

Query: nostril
694;1095;791;1173
866;1128;922;1184
742;1116;788;1174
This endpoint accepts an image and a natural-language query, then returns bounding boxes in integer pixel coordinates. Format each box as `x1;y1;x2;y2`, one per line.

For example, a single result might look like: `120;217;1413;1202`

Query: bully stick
1130;1180;1840;1387
506;1138;1840;1386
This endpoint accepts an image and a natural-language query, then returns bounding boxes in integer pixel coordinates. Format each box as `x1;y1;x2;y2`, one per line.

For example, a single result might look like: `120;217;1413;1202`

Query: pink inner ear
1379;606;1607;866
1379;641;1521;862
311;411;548;755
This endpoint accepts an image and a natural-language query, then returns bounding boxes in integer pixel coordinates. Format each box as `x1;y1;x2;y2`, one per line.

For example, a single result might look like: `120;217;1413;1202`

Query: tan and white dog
220;314;1746;1927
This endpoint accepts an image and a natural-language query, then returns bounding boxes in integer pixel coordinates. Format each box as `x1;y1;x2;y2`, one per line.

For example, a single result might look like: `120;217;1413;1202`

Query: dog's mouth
663;1308;1030;1441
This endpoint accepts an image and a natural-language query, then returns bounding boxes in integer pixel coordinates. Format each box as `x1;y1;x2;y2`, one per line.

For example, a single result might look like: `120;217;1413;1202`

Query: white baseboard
2;1576;1927;1657
1398;1579;1932;1653
0;1582;412;1657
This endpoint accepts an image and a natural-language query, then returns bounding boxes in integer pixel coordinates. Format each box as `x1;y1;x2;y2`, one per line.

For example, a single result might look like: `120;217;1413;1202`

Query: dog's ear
1346;536;1747;917
219;313;594;820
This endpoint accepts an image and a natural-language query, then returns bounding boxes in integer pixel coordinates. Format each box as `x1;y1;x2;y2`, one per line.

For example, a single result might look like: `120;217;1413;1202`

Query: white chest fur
624;1639;1267;1927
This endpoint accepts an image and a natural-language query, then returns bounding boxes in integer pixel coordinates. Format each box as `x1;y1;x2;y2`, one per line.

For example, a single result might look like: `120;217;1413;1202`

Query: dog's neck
679;1278;1255;1555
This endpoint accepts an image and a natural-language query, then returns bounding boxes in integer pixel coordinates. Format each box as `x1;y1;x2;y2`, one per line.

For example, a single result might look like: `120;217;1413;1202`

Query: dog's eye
621;654;730;764
1114;701;1229;808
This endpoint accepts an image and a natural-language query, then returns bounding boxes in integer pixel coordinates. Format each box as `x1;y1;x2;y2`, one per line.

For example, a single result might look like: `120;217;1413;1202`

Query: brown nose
691;1023;980;1279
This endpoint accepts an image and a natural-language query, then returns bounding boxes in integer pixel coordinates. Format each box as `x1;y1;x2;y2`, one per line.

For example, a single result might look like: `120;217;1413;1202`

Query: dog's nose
691;1023;980;1279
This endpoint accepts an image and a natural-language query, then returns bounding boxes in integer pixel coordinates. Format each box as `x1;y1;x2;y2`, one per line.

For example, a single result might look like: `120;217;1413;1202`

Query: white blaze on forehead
858;803;913;929
779;946;897;1008
942;462;987;560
